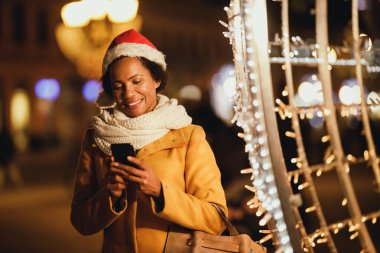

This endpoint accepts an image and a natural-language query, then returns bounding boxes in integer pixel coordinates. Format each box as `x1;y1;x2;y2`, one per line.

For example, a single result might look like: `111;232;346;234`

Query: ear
155;81;161;89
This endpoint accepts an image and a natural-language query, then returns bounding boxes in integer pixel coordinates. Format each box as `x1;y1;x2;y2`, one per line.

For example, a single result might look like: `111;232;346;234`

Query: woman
70;29;227;253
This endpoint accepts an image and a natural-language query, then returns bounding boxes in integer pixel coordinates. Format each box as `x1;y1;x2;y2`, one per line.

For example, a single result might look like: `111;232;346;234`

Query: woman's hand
106;156;127;202
110;156;162;198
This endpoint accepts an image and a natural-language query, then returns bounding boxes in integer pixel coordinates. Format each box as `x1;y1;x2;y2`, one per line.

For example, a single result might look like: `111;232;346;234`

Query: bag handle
211;203;240;236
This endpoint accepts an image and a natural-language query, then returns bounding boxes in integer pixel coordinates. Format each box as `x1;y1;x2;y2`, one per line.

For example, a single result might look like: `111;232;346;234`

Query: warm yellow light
10;89;30;131
108;0;139;23
82;0;108;20
61;1;90;27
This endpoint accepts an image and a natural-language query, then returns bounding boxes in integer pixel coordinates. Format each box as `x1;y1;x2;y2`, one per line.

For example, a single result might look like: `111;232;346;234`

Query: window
11;3;26;45
36;7;48;46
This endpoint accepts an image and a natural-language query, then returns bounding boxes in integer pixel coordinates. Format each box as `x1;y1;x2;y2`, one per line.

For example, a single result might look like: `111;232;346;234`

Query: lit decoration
297;74;323;105
82;80;102;102
55;0;142;79
223;0;380;252
367;92;380;120
35;78;61;101
210;64;236;125
224;1;300;252
338;79;365;106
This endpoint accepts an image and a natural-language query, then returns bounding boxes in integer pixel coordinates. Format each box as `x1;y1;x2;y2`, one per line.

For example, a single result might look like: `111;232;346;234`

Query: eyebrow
111;74;143;85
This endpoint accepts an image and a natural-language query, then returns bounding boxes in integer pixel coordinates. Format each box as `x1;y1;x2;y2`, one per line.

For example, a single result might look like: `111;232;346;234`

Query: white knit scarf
92;94;192;156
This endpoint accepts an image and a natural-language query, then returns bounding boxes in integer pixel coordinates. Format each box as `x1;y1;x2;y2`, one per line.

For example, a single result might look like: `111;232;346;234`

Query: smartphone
111;143;136;166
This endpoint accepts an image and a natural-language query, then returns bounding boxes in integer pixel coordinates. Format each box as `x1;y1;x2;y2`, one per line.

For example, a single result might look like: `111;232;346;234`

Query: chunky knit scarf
92;94;192;156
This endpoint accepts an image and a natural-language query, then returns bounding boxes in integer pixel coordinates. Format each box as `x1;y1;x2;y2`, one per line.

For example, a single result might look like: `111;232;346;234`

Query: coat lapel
136;129;187;159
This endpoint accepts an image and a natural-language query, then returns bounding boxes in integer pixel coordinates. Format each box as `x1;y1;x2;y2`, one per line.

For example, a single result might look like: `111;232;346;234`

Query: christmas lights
225;1;295;252
223;0;379;252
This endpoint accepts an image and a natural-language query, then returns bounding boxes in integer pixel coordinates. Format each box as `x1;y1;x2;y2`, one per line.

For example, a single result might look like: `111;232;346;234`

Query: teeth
128;99;142;106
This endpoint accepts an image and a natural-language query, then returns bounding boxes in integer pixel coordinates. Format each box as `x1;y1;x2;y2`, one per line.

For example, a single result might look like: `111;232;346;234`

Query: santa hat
102;29;166;75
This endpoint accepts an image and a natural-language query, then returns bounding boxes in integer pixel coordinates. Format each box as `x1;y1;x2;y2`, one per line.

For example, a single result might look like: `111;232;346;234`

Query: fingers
110;167;131;179
109;156;160;197
126;156;146;169
111;159;145;177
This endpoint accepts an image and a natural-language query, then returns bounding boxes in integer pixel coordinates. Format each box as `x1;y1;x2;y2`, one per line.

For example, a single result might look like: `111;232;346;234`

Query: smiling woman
70;29;228;253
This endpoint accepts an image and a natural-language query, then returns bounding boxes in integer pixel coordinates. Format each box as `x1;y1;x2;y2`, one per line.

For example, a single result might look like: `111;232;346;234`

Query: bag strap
211;203;240;236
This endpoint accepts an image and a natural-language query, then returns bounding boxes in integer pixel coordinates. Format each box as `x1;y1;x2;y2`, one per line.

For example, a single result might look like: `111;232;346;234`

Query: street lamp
55;0;142;79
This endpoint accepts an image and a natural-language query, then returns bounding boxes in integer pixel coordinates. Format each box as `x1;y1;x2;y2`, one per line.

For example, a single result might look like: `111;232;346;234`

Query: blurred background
0;0;379;252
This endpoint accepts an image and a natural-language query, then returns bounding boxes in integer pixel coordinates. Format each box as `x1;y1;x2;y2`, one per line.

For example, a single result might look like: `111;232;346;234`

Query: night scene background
0;0;379;252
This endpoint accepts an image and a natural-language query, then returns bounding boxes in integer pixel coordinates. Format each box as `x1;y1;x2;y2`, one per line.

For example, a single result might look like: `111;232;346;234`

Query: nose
123;84;135;98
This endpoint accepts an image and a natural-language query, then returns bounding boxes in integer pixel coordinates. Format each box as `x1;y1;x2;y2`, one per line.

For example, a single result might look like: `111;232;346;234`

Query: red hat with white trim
102;29;167;75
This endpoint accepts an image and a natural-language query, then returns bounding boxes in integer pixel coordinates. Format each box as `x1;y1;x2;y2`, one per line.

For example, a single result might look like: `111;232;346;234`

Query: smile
127;99;143;107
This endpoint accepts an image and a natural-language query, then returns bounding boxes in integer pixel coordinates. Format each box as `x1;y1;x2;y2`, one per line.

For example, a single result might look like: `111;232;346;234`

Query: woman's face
110;57;160;118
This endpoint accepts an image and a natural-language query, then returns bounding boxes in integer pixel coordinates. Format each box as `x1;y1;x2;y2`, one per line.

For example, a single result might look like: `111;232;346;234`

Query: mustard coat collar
136;128;187;159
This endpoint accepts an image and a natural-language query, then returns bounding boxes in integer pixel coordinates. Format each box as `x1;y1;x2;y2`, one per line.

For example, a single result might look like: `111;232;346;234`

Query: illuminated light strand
287;154;378;179
259;233;273;244
225;1;294;252
226;1;379;252
275;10;326;252
288;162;337;179
274;102;380;120
270;57;363;65
306;210;380;246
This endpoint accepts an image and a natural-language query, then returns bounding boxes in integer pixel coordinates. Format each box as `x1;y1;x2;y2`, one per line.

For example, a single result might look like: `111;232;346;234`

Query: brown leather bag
163;204;266;253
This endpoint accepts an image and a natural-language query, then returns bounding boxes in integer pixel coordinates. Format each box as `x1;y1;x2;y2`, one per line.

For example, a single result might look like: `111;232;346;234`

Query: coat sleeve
70;129;127;235
151;125;227;235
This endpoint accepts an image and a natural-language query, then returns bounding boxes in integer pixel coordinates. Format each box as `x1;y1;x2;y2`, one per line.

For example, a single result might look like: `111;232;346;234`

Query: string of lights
274;99;380;120
225;1;295;252
306;210;380;248
280;1;332;252
352;0;380;197
224;0;379;252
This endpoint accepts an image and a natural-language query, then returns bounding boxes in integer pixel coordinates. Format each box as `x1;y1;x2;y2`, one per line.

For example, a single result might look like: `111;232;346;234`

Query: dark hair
102;57;168;97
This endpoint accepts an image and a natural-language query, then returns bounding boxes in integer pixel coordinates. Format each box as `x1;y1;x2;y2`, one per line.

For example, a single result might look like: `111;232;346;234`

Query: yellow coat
70;124;227;253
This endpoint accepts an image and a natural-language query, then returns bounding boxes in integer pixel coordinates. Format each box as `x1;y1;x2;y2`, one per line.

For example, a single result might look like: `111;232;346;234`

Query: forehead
109;57;150;78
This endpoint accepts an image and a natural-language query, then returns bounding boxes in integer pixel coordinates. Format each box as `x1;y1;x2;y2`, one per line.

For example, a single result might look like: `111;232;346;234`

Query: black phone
111;143;136;166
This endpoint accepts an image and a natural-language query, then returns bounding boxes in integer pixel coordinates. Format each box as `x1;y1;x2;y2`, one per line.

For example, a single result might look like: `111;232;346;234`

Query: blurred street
0;147;102;253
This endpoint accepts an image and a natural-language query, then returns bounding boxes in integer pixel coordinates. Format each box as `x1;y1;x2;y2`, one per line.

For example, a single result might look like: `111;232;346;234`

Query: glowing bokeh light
108;0;139;23
83;80;102;102
61;2;90;27
210;64;236;125
61;0;139;27
297;74;323;105
367;91;380;119
298;82;315;103
82;0;108;20
179;85;202;101
338;79;364;105
328;48;337;63
35;79;61;101
11;89;30;131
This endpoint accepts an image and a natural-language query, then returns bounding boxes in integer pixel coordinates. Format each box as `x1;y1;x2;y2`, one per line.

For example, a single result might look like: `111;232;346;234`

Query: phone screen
111;143;136;166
